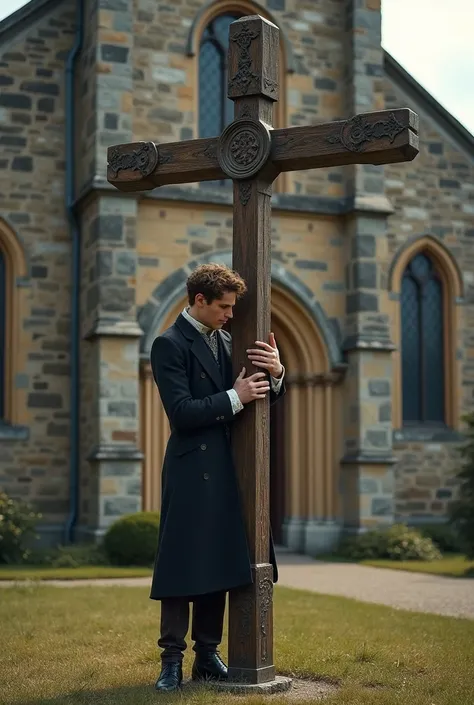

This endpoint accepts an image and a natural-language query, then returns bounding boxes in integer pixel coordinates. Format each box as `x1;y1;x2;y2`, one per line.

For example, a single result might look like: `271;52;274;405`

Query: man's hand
233;367;271;404
246;332;283;378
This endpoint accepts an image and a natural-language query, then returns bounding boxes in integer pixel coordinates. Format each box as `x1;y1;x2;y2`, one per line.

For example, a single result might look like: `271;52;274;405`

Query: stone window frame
389;235;463;432
0;219;28;430
188;0;290;193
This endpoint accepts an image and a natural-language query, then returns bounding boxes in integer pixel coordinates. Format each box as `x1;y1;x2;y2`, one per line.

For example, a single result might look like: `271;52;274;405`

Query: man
150;263;285;692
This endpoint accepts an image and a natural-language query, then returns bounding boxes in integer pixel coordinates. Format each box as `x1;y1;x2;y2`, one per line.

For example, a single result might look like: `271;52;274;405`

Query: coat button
200;443;207;451
203;473;210;480
201;372;206;378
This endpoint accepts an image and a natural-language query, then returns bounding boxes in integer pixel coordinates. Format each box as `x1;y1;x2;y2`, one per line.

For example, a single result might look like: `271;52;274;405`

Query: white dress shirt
182;307;284;415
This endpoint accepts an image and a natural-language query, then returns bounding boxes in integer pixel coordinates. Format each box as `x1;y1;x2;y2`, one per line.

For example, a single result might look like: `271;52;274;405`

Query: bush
28;543;109;568
103;511;160;566
449;412;474;559
339;523;442;562
419;523;463;554
0;492;41;564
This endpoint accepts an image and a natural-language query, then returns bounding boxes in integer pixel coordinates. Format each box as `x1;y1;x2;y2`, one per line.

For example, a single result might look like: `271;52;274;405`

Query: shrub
419;523;463;554
28;543;110;568
339;523;442;562
103;511;160;566
0;492;41;564
449;412;474;559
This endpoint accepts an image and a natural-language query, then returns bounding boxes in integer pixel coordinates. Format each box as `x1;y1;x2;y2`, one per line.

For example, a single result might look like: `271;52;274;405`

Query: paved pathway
1;550;473;620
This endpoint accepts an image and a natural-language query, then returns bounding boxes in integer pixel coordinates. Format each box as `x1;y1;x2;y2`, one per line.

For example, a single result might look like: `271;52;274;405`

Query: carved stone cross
107;15;419;688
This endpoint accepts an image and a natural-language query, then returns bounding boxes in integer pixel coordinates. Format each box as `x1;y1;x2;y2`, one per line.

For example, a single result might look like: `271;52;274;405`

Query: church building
1;0;473;553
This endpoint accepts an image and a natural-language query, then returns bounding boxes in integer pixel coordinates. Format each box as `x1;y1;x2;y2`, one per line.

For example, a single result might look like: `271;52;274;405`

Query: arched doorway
140;284;344;554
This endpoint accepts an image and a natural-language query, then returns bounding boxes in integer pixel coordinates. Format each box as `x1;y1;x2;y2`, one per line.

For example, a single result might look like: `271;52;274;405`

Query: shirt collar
182;307;215;336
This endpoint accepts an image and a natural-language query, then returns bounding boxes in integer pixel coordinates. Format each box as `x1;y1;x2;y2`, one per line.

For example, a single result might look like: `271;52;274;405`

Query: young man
150;263;285;692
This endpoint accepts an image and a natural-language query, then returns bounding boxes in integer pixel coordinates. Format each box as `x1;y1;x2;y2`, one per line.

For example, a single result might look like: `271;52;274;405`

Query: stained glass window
0;248;5;419
199;14;239;139
401;252;445;425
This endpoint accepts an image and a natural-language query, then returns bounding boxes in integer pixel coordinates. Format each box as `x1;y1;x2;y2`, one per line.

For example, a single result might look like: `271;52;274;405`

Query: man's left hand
247;332;283;378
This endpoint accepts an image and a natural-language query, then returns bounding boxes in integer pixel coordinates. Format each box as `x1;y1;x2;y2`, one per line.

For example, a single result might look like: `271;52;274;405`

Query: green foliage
103;511;161;566
0;492;41;564
28;543;109;568
449;412;474;559
418;522;463;554
339;523;442;562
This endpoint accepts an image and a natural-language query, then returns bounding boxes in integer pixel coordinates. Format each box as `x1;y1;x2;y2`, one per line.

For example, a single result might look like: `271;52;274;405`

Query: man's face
193;291;236;330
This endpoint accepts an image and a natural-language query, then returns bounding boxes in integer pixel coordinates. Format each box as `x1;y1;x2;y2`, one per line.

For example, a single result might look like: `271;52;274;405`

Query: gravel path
276;551;474;620
1;550;472;620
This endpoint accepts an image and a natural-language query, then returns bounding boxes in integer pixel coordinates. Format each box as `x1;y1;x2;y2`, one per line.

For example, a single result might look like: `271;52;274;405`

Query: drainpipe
64;0;84;544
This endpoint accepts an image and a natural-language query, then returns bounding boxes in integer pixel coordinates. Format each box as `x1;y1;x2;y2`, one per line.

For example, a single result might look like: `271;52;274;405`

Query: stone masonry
0;0;76;543
76;0;143;538
0;0;473;547
385;75;474;522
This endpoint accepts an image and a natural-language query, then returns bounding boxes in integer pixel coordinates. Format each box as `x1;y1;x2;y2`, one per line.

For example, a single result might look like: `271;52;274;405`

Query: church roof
1;0;473;159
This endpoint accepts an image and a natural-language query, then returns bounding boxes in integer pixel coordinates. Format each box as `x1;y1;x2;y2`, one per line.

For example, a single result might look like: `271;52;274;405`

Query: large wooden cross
107;15;418;687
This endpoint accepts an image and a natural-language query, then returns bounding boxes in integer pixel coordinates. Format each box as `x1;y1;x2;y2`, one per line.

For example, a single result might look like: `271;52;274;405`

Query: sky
0;0;473;136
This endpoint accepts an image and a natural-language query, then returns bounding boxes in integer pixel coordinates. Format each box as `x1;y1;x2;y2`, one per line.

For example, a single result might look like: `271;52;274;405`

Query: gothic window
401;252;445;425
0;247;5;420
199;13;240;139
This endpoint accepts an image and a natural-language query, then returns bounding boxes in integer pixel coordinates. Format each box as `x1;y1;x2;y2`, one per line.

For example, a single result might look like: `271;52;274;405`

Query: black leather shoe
154;662;183;692
192;651;228;681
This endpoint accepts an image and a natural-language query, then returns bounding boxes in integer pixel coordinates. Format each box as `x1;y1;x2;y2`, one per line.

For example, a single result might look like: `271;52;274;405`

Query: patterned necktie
205;331;219;366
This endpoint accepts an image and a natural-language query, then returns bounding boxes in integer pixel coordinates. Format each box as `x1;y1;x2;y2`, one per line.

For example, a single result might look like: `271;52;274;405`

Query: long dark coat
149;313;285;600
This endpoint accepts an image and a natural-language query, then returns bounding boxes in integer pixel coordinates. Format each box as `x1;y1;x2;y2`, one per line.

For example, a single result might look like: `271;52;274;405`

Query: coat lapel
191;336;224;391
175;314;224;391
217;331;233;388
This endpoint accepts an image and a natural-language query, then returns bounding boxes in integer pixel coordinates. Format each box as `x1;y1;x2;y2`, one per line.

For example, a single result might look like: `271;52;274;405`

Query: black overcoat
149;313;285;600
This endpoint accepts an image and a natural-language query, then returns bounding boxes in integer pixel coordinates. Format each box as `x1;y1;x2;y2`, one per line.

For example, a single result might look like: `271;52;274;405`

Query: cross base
228;664;276;683
207;675;292;695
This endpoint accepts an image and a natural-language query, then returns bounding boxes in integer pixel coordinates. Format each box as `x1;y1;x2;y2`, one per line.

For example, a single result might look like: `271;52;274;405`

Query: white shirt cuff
270;365;285;394
227;388;244;415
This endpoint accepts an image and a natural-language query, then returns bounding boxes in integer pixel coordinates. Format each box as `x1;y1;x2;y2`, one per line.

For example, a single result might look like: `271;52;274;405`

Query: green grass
1;554;473;582
360;554;474;578
1;584;473;705
0;565;153;581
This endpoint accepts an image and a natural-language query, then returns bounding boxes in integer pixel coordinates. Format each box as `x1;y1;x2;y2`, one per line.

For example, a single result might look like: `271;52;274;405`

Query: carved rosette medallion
107;141;158;178
327;112;405;153
217;119;271;181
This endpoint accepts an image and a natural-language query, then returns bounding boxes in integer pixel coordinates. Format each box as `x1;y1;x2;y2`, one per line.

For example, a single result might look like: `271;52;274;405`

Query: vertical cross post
222;15;279;685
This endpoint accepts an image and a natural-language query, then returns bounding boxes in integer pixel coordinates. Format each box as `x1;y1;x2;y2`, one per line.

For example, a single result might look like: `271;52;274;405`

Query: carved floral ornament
107;141;159;179
327;111;405;153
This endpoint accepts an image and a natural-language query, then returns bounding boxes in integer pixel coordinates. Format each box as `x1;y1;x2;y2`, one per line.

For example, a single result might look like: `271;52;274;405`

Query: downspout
64;0;84;543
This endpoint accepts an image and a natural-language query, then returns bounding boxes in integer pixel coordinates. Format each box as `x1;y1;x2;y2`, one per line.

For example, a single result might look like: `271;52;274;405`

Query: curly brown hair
186;263;247;305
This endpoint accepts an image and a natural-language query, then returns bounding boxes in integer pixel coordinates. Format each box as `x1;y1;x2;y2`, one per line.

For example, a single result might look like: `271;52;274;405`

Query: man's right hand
233;367;270;404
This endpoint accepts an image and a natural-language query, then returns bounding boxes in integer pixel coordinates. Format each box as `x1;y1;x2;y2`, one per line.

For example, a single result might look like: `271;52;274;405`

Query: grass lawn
0;565;153;581
1;555;473;582
1;584;473;705
360;554;474;578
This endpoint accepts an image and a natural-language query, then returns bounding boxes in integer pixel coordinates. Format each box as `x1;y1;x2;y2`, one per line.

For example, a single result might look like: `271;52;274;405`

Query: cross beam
107;14;419;687
107;110;418;191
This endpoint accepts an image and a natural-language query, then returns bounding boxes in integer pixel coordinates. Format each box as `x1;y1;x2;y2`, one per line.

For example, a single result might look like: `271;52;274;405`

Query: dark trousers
158;590;226;663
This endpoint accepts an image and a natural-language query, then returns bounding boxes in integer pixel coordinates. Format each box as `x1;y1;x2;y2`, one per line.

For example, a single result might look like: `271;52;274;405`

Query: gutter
64;0;84;543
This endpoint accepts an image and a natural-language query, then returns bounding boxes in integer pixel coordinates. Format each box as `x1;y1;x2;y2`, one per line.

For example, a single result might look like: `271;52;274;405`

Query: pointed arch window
0;220;27;431
401;252;445;425
198;13;239;139
0;246;5;419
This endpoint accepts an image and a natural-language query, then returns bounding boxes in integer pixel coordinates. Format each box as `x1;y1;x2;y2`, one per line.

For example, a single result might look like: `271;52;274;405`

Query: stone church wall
0;0;76;537
131;0;346;200
136;200;346;331
385;76;474;522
